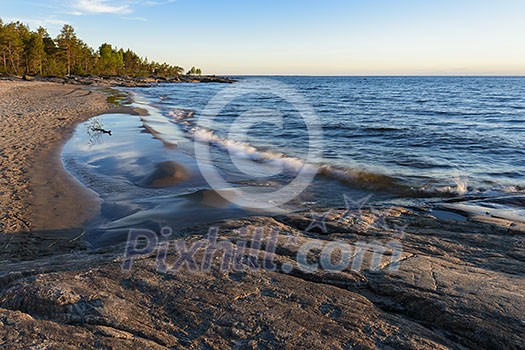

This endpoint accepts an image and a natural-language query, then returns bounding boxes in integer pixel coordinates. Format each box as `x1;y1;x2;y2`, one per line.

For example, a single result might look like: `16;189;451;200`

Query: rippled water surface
63;77;525;244
137;77;525;198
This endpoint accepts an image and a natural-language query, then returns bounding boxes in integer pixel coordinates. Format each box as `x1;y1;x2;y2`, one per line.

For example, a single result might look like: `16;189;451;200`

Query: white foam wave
501;185;525;193
166;108;311;174
192;128;309;174
168;109;194;120
166;108;524;198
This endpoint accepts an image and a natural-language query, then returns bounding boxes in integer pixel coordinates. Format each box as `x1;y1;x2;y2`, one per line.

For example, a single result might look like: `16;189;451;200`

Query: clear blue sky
2;0;524;75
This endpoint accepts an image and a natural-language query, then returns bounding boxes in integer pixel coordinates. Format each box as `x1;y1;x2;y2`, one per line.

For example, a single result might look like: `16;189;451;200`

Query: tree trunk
2;52;6;73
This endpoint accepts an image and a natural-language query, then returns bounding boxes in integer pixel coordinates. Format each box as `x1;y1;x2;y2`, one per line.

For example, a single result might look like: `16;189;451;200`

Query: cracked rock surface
0;207;523;349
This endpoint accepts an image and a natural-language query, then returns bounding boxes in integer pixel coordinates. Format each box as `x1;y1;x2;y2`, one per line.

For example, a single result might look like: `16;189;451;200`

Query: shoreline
1;74;236;88
0;80;523;349
0;81;147;234
29;104;150;234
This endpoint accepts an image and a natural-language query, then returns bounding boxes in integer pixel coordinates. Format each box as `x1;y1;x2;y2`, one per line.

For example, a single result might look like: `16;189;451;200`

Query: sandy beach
0;81;523;349
0;81;113;233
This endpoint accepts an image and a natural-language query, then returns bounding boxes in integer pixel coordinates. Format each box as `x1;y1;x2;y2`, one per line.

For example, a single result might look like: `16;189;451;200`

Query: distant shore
0;74;235;88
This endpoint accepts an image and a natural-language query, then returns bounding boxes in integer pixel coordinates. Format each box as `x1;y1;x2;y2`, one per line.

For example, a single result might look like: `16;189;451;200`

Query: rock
20;74;235;88
0;208;522;349
139;161;189;188
178;75;236;83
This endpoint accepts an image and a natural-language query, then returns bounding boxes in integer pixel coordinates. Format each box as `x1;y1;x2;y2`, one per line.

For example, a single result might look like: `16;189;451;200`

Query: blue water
63;76;525;245
140;76;525;195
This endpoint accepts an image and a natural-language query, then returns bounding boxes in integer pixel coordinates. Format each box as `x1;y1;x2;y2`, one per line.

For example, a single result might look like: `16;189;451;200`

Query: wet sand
0;81;109;233
0;81;146;235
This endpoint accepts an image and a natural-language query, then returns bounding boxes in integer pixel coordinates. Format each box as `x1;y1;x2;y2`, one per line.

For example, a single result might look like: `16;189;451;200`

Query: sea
62;76;525;245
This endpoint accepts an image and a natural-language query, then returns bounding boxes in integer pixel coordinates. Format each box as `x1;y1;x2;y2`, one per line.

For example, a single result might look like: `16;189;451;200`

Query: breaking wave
162;108;482;198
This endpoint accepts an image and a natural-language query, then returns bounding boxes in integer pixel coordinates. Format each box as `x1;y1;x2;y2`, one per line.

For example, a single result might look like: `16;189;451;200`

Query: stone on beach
139;161;190;188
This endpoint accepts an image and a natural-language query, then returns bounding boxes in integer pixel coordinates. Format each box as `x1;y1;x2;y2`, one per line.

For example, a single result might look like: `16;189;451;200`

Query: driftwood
92;127;112;136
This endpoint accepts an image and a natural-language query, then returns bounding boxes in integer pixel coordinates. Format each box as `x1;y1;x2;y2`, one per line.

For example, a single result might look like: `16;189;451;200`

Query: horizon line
216;74;525;77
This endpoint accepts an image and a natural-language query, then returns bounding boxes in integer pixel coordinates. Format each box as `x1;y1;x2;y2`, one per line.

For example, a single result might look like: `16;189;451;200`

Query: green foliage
24;31;45;74
0;18;186;78
105;89;131;106
187;66;202;75
0;21;28;75
96;43;124;75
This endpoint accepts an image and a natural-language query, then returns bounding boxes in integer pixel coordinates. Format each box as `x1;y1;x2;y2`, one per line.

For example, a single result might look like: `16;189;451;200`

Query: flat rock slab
0;208;523;349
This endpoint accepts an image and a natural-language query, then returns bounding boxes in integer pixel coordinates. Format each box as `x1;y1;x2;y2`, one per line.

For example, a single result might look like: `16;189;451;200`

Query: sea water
63;76;525;245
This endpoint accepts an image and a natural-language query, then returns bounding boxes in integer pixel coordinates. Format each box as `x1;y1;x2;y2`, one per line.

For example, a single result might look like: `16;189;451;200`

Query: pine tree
25;30;45;75
56;24;79;76
0;22;28;75
0;17;186;78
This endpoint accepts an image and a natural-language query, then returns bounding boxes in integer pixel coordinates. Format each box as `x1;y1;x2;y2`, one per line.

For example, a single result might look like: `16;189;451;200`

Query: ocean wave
164;108;523;199
167;108;311;173
168;106;419;194
501;185;525;193
429;177;468;196
192;128;309;173
189;127;471;197
317;164;399;191
168;108;195;121
317;165;470;197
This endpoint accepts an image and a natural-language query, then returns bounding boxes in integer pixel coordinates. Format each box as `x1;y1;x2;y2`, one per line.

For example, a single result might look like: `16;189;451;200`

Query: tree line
0;18;190;78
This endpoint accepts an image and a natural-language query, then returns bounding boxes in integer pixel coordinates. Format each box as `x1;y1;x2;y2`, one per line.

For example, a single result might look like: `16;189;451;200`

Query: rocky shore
1;74;235;88
0;81;523;349
0;206;523;349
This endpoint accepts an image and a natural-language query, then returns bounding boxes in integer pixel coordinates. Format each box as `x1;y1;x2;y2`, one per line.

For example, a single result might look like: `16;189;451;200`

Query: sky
1;0;525;75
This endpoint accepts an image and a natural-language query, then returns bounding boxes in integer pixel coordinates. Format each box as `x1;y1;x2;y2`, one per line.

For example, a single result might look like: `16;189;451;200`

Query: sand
0;81;116;234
